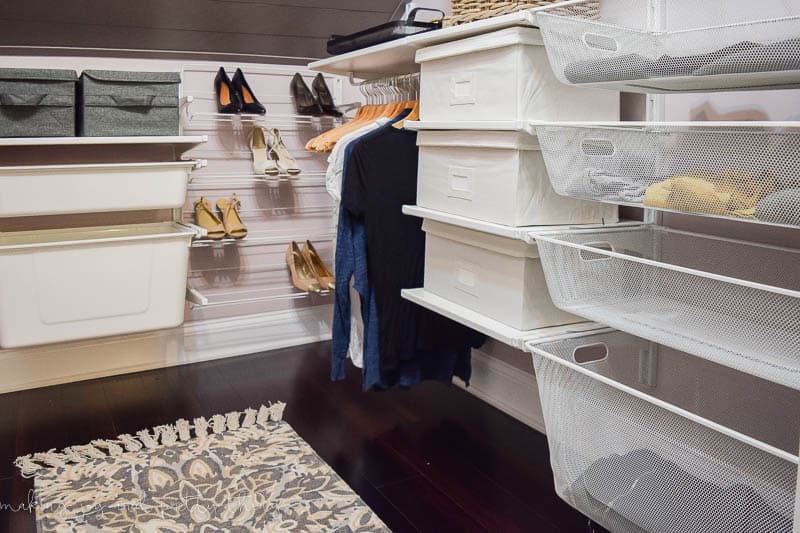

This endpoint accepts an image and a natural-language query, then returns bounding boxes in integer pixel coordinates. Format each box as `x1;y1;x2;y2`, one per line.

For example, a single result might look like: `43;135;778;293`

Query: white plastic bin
422;219;580;330
416;27;619;122
0;161;197;217
528;329;799;533
0;222;193;348
534;225;800;390
416;127;618;226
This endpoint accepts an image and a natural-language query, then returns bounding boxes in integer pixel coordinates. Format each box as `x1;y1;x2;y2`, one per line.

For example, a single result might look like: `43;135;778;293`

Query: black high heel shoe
214;67;241;114
232;68;266;115
290;73;322;116
312;74;342;117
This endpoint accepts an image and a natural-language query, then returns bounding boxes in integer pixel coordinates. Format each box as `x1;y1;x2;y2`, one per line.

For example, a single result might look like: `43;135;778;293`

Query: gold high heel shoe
216;194;248;239
286;241;320;293
194;197;226;240
302;240;334;290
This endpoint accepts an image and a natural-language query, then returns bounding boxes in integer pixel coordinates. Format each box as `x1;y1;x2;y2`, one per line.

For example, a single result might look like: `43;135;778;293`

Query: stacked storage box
410;26;620;333
0;69;77;137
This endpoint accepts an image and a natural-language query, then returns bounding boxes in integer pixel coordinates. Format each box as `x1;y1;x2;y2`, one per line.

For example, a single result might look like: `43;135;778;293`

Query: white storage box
534;225;800;390
422;219;580;330
0;222;193;348
416;128;619;226
529;330;799;533
0;161;197;217
416;27;619;122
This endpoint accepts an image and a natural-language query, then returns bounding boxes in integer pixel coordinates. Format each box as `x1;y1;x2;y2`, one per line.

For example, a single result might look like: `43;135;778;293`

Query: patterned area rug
16;403;389;532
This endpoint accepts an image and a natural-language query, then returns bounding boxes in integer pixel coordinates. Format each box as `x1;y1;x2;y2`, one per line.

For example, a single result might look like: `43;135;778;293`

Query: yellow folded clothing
644;169;775;218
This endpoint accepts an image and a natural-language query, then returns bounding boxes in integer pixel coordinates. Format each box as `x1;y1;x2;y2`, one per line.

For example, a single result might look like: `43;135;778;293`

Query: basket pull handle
579;241;614;262
572;343;608;365
580;138;615;156
582;32;619;52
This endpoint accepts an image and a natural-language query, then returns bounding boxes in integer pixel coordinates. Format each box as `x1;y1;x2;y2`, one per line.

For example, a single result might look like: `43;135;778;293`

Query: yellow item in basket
644;176;729;215
644;169;774;218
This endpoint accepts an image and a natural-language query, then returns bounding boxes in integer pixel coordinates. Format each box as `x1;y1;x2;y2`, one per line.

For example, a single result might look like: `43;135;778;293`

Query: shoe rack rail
179;63;343;317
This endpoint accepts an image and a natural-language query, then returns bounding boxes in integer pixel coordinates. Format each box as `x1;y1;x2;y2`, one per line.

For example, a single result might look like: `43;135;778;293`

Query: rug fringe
14;402;286;478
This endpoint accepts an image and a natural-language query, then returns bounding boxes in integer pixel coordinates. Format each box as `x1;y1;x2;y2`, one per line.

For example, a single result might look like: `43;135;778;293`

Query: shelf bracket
186;287;209;307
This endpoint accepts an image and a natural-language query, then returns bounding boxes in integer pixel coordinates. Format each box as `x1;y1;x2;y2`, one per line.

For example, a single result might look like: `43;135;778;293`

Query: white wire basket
533;225;800;390
528;329;798;533
535;122;800;229
535;0;800;92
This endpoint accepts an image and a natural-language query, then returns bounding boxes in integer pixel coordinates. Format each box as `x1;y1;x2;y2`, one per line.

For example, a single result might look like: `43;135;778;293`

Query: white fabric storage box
0;222;193;348
416;128;619;226
416;27;619;122
529;329;799;533
0;161;197;217
422;219;581;330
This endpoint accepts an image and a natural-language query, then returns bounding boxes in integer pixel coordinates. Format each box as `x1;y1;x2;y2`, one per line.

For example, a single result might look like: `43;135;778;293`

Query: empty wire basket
533;225;800;390
535;122;800;229
528;329;799;533
535;0;800;92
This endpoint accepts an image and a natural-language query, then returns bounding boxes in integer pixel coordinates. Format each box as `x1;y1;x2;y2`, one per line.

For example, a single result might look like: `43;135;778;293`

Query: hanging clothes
337;112;485;390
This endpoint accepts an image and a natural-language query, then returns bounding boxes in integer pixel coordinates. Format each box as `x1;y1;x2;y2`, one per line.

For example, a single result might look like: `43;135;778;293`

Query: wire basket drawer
534;225;800;390
528;329;799;533
535;122;800;229
536;0;800;92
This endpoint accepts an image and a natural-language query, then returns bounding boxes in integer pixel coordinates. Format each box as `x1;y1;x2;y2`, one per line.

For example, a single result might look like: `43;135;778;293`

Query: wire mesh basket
528;329;798;533
533;225;800;390
535;122;800;229
536;0;800;92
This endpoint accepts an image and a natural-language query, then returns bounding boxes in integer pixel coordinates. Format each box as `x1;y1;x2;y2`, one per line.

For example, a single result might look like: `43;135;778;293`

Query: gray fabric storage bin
0;69;77;137
78;70;180;136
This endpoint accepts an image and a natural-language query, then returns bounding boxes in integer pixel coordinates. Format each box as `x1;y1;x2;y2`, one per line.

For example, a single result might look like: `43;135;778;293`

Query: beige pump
194;197;226;240
302;240;335;290
268;128;301;177
286;241;320;293
216;194;248;239
249;127;279;177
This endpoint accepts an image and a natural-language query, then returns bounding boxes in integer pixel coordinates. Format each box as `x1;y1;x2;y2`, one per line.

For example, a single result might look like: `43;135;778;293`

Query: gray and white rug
16;403;389;532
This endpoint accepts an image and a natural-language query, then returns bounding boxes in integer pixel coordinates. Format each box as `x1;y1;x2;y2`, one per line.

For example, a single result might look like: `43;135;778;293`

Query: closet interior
1;0;799;531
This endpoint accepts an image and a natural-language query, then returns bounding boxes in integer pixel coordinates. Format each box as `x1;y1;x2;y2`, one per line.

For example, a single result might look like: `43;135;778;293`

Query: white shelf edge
308;9;542;79
0;135;207;147
401;287;604;349
402;205;643;243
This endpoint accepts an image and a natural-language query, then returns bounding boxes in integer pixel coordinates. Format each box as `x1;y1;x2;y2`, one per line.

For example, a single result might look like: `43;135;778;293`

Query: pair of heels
194;195;247;240
291;73;342;117
249;127;300;179
215;67;266;115
286;241;334;293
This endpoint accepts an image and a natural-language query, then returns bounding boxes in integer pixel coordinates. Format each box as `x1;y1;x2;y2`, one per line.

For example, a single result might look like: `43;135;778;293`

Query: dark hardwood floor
0;341;597;533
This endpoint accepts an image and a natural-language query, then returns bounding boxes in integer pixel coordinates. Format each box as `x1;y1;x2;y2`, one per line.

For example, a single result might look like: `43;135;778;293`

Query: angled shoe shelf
186;285;331;308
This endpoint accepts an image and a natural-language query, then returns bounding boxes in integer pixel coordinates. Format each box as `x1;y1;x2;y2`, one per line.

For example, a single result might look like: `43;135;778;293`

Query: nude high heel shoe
216;194;248;239
268;128;301;177
302;240;334;290
249;127;279;177
194;197;226;240
286;241;320;293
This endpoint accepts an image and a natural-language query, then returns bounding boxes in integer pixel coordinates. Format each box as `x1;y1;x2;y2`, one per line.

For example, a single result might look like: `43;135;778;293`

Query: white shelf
401;287;605;349
402;205;641;242
0;135;207;149
308;9;542;80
